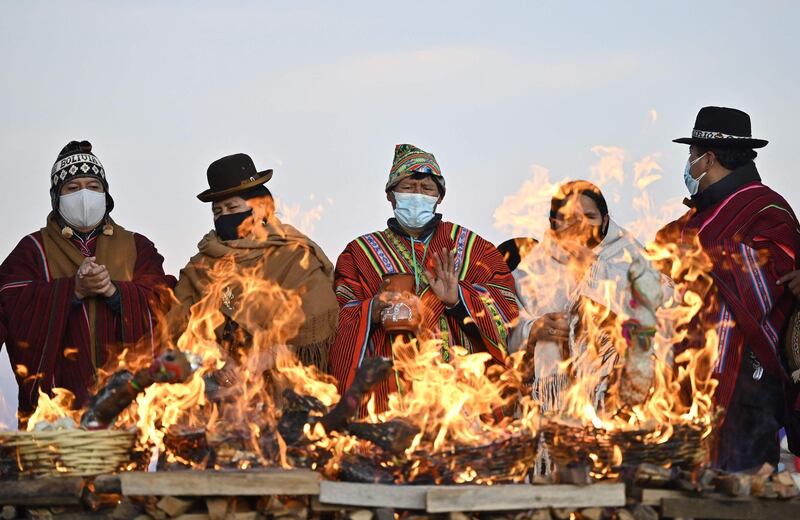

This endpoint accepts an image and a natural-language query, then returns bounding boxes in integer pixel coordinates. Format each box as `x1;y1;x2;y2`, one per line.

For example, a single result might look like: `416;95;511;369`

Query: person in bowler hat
656;107;800;471
167;153;339;395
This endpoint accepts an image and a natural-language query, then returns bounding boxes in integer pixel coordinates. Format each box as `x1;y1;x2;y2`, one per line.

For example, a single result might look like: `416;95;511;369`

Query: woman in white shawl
510;181;667;414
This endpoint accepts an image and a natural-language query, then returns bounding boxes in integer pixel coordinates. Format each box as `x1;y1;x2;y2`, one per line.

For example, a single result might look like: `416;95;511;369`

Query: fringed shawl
170;217;339;369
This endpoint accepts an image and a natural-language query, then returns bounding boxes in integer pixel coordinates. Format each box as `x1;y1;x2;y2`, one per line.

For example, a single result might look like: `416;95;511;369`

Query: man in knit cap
0;140;174;421
329;144;519;412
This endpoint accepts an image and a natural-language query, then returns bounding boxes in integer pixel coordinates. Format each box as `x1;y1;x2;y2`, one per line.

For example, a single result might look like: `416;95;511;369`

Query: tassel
61;226;74;239
102;223;113;236
291;341;330;372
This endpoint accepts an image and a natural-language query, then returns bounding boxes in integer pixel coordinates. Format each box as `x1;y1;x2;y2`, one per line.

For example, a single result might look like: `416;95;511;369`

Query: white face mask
683;153;708;196
393;192;438;229
59;189;107;229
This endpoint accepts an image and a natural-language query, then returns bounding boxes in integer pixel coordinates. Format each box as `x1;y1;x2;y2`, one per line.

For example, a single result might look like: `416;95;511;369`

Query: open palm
426;247;459;307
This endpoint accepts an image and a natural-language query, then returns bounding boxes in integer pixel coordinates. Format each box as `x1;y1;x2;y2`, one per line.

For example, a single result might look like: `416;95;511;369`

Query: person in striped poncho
0;141;174;421
329;144;519;413
657;107;800;471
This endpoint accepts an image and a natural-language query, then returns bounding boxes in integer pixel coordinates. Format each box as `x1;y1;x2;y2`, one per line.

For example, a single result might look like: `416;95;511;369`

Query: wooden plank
426;483;626;513
311;496;352;512
205;497;230;520
158;496;194;517
120;469;320;496
661;496;800;519
92;474;122;494
0;477;85;506
173;514;257;520
640;488;693;506
25;510;110;520
641;488;766;507
319;481;444;510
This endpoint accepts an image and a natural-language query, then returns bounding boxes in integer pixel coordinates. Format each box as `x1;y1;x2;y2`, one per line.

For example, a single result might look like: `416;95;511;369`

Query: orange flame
495;147;719;475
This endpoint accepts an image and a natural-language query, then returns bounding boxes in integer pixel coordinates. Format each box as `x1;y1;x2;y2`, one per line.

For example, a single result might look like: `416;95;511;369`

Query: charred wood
320;357;393;433
338;454;396;484
81;350;194;429
345;419;419;454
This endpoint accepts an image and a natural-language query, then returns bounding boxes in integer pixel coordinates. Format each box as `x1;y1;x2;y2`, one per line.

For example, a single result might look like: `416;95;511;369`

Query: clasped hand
74;256;117;299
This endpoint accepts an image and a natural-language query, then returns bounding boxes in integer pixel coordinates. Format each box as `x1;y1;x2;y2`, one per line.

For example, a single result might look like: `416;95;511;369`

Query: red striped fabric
0;231;174;416
660;182;800;414
329;220;518;413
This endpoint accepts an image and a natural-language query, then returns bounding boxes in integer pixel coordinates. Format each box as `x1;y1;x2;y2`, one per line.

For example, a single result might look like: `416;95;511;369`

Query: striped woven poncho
0;215;174;416
657;162;800;426
329;216;519;412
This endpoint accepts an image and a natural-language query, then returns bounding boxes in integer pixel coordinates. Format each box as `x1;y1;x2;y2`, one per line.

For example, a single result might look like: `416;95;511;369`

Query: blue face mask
393;192;438;229
683;153;708;196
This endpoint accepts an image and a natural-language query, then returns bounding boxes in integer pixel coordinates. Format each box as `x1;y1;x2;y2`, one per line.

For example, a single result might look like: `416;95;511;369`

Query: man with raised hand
329;144;518;412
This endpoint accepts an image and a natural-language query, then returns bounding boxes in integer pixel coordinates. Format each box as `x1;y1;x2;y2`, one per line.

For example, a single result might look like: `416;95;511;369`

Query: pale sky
1;1;798;427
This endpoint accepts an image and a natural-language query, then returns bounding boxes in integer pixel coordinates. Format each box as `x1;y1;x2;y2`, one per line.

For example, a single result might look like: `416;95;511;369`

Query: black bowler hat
673;106;768;149
197;153;273;202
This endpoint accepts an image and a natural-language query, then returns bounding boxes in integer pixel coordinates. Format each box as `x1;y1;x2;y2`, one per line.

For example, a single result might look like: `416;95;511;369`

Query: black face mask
214;210;253;241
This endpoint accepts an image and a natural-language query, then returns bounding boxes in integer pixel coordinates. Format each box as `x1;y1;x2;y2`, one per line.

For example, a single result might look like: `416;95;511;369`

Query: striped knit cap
385;144;445;194
49;140;114;213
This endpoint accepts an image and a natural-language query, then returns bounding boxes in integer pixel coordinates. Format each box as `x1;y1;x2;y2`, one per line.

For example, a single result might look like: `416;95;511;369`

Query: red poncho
0;216;174;415
329;217;519;411
658;168;799;421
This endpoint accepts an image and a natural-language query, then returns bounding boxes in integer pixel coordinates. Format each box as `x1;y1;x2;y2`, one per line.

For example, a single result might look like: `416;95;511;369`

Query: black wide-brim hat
197;153;273;202
673;106;768;149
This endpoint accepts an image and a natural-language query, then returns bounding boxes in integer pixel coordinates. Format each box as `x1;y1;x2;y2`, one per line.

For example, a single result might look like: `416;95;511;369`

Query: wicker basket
540;421;708;475
0;429;136;478
399;432;537;484
334;432;537;484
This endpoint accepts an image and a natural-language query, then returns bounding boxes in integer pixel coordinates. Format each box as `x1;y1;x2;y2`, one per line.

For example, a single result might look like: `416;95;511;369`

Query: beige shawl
170;217;338;369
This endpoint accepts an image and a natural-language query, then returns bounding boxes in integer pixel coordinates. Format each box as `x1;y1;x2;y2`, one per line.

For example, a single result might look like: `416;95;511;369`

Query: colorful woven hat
385;144;445;194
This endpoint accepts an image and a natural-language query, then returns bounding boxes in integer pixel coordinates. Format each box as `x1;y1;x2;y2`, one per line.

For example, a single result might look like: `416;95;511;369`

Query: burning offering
501;176;726;481
0;176;721;488
81;349;196;430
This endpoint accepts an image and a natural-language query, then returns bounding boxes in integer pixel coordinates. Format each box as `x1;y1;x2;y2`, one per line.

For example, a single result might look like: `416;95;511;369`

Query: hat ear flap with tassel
60;218;113;239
